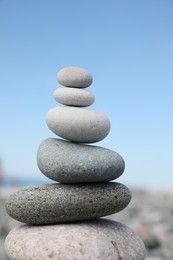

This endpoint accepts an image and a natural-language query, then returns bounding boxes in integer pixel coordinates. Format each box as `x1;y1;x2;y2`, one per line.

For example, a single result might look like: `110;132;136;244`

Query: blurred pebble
138;226;161;249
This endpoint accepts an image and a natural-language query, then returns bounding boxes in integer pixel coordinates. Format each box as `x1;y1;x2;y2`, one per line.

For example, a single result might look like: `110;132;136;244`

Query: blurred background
0;0;173;259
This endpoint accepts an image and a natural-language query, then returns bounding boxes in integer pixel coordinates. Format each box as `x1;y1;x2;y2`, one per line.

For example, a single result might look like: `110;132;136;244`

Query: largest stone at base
5;219;145;260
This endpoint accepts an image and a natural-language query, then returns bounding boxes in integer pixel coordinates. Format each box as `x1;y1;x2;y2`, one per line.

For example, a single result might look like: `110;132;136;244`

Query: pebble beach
111;188;173;259
1;188;173;259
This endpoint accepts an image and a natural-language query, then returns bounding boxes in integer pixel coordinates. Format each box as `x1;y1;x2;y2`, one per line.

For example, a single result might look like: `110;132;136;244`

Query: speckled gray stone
57;66;93;88
37;138;125;183
46;106;111;143
5;219;146;260
5;183;131;224
53;87;95;107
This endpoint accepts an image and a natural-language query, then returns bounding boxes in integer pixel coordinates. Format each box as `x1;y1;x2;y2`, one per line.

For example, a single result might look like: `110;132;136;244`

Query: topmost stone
57;67;93;88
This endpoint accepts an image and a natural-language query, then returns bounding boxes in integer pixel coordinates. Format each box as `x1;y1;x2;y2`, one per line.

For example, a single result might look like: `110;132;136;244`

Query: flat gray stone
5;219;146;260
53;87;95;107
57;66;93;88
5;183;131;224
37;138;125;183
46;106;111;143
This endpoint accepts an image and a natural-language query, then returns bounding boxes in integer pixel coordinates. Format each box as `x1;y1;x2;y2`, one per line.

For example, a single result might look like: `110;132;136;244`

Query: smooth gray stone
37;138;125;183
5;183;131;224
46;106;111;143
57;66;93;88
53;87;95;107
5;219;146;260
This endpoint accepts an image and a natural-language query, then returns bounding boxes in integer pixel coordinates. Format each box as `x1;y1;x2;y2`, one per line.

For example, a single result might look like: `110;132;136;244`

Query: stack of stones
5;67;145;259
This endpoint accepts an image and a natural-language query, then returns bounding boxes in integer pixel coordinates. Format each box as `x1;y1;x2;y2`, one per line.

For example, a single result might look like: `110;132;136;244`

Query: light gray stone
37;138;125;183
46;106;111;143
53;87;95;107
5;183;131;224
5;219;146;260
57;66;93;88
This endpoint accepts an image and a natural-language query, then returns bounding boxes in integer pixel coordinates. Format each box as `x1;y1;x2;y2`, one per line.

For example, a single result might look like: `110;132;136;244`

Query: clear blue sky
0;0;173;189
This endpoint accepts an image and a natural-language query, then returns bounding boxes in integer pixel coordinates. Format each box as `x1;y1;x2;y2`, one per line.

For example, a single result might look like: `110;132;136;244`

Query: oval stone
46;106;111;143
53;87;95;107
5;219;146;260
5;183;131;224
57;66;93;88
37;138;125;183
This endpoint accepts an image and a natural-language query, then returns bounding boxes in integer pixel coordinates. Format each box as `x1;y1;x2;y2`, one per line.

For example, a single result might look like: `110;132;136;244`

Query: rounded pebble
5;219;146;260
53;87;95;107
37;138;125;183
5;183;131;224
46;106;111;143
57;66;93;88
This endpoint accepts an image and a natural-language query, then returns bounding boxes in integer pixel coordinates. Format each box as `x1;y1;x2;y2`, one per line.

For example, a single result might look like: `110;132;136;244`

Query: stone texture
46;106;111;143
3;189;173;260
5;219;146;260
57;66;93;88
53;87;95;107
5;183;131;224
37;138;125;183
